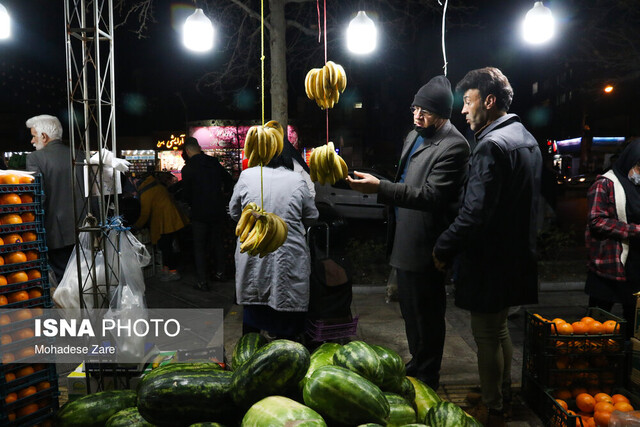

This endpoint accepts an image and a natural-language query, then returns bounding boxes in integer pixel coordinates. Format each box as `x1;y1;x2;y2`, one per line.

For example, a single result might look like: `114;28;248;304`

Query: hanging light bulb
347;11;377;55
183;8;214;52
522;1;555;45
0;3;11;40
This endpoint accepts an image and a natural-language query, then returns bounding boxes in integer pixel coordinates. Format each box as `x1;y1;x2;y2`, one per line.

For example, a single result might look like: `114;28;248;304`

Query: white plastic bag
609;410;640;426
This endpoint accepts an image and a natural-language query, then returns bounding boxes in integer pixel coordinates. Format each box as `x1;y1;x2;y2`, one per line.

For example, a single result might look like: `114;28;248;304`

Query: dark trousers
48;245;75;284
192;220;225;283
397;266;446;389
157;231;181;270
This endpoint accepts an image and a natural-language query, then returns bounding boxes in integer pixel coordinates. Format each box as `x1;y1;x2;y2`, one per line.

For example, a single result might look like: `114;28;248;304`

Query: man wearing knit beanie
347;75;470;389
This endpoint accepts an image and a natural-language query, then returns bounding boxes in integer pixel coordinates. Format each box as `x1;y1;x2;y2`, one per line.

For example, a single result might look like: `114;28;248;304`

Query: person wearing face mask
585;141;640;339
25;114;85;282
346;75;470;389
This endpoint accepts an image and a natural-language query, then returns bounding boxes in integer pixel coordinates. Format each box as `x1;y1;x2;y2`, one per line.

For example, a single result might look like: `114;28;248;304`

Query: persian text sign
0;308;223;364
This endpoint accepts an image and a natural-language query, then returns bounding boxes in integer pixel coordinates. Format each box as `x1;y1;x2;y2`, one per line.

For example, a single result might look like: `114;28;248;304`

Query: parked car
314;168;392;220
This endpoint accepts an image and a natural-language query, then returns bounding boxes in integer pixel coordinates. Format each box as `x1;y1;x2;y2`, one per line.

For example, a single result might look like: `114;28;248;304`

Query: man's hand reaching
346;171;380;194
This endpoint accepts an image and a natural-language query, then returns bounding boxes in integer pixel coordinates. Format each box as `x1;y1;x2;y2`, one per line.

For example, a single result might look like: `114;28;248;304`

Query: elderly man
25;115;83;282
347;75;470;389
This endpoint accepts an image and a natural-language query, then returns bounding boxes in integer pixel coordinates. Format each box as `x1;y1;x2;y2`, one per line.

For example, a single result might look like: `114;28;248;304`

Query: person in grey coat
433;67;542;426
347;75;470;389
26;115;84;283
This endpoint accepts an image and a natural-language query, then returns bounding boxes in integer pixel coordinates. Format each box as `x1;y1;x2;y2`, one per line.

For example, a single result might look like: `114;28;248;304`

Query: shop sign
156;134;186;150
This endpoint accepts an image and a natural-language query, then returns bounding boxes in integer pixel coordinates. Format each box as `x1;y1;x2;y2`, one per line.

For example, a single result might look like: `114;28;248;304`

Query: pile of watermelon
54;335;481;426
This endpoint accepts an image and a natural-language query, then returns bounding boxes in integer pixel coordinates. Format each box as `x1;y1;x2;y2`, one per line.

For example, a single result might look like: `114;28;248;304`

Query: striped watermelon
188;424;225;427
356;424;385;427
299;342;341;391
303;365;390;425
332;341;384;386
231;339;310;408
371;345;405;391
399;376;416;402
55;390;137;427
241;396;326;426
231;332;268;370
105;407;154;427
425;401;467;427
407;377;441;422
384;392;417;426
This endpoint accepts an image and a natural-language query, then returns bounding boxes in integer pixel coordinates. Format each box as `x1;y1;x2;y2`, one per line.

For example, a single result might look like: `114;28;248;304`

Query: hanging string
324;0;329;145
260;0;266;209
316;0;321;43
440;0;449;76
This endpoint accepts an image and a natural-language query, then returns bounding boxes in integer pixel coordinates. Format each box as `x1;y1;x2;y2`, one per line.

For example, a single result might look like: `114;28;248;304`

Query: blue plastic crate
0;365;57;396
0;379;59;426
0;222;44;235
0;239;48;255
0;204;44;216
0;259;48;276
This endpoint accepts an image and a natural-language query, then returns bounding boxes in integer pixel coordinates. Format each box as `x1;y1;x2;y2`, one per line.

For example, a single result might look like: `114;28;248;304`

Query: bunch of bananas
304;61;347;110
235;203;289;257
244;120;285;168
309;141;348;185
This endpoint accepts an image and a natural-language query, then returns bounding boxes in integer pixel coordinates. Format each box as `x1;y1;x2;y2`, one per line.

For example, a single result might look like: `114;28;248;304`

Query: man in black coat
433;67;542;426
181;137;234;290
348;75;470;389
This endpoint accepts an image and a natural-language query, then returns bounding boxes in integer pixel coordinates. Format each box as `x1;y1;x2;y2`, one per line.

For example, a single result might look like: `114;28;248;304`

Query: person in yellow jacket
134;171;188;281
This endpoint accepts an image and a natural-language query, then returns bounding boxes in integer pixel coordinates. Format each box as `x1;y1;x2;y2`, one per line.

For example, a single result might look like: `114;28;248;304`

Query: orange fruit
603;320;620;334
17;347;35;359
0;255;4;265
0;236;3;245
36;381;50;391
8;271;29;284
28;288;43;299
556;399;569;410
0;314;11;325
21;212;36;223
556;355;570;369
2;352;15;363
11;309;32;321
594;411;611;427
5;372;16;382
576;393;596;413
8;290;30;303
21;231;37;242
1;213;22;224
1;334;12;344
555;389;573;400
27;270;41;280
0;193;22;205
582;316;596;324
7;412;16;421
17;403;39;417
3;233;22;244
594;393;613;403
594;401;614;413
5;251;27;264
572;321;589;334
20;193;34;203
589;321;604;334
13;328;34;341
557;322;574;335
17;386;37;399
614;401;634;412
0;275;6;286
0;295;7;306
31;307;43;317
5;392;17;404
32;363;45;371
0;174;19;184
25;250;39;261
18;175;34;184
572;387;589;398
612;394;631;404
15;365;35;378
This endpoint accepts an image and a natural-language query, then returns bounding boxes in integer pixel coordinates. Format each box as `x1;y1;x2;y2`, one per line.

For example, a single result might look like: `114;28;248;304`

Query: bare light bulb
347;11;377;55
522;1;555;45
183;8;214;52
0;3;10;40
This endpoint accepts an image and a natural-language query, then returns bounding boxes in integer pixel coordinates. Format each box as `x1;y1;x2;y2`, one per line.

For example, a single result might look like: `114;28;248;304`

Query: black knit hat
412;75;453;119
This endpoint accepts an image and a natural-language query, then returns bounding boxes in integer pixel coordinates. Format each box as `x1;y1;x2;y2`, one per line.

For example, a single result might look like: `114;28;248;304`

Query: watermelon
241;395;326;426
332;341;384;386
407;377;441;422
464;413;484;427
231;332;268;370
356;424;384;427
189;424;225;427
106;407;154;427
384;392;417;426
303;365;390;425
299;342;341;391
137;362;223;392
137;368;235;426
371;345;405;391
230;339;310;408
425;401;468;427
55;390;137;427
399;377;416;403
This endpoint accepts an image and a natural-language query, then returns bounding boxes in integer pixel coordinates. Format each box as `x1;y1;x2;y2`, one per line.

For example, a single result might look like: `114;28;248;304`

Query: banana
326;141;335;168
304;69;315;99
240;220;260;253
335;63;347;92
326;61;339;88
235;208;253;237
256;214;278;256
266;129;278;164
315;67;325;109
257;126;267;162
338;155;348;179
260;215;282;257
248;145;259;168
265;120;284;139
333;153;344;182
239;213;256;242
323;63;333;95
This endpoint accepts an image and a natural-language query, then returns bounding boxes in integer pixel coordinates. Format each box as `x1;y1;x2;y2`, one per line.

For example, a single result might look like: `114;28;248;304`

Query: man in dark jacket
181;137;234;290
347;75;470;389
433;67;542;426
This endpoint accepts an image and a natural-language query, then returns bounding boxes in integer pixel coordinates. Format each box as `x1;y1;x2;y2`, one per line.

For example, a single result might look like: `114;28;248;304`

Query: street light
603;85;614;94
347;11;377;55
183;8;214;52
522;1;554;45
0;3;10;40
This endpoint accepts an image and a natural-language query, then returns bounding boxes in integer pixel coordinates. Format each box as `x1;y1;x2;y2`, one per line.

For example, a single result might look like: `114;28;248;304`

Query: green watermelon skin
55;390;137;427
332;341;384;387
241;395;326;426
231;332;268;370
299;342;342;391
137;363;223;393
230;339;310;409
303;365;390;425
106;407;154;427
137;369;235;426
399;377;416;403
425;401;468;427
464;413;484;427
407;377;441;422
188;423;225;427
371;345;406;391
384;392;417;426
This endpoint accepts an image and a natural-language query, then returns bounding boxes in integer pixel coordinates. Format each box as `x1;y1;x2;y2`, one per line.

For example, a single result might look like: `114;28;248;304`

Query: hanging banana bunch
304;61;347;110
235;203;289;257
309;141;348;186
244;120;285;168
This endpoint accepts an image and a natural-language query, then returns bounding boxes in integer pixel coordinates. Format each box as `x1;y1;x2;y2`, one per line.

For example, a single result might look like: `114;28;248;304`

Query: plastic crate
0;259;48;276
531;353;626;389
0;238;48;255
0;364;57;395
1;385;59;426
0;177;42;195
0;363;58;426
305;315;359;342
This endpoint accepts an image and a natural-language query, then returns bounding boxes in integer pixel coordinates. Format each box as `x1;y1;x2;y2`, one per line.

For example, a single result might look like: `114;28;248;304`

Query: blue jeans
470;308;513;412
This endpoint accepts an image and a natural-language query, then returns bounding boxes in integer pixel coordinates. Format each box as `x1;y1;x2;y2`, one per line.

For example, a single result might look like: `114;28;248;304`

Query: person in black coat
433;67;542;426
181;137;234;290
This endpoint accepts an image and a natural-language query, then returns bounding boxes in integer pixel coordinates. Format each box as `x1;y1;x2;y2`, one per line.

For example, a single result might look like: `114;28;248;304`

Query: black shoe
405;359;417;376
193;281;210;291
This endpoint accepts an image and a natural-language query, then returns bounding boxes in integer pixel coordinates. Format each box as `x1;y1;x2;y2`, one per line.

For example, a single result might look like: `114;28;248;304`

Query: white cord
441;0;449;76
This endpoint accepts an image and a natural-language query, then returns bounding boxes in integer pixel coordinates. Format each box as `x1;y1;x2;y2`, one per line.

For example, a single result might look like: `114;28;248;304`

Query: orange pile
555;391;633;426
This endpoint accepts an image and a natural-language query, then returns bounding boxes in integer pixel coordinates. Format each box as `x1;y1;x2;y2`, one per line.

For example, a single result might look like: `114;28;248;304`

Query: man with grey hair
26;114;83;282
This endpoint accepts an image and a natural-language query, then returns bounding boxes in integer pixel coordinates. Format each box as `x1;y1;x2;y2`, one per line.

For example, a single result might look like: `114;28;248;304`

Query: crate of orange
0;369;59;426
